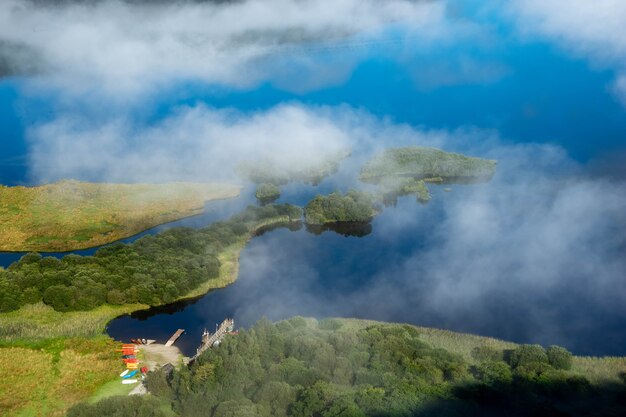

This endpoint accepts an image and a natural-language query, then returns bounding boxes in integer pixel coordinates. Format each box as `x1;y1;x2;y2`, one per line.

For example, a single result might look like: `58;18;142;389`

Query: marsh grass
0;180;241;251
0;303;147;342
0;337;122;417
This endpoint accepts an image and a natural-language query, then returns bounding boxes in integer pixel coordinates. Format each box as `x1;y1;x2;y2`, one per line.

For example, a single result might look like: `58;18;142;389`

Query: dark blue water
107;178;626;357
2;26;626;357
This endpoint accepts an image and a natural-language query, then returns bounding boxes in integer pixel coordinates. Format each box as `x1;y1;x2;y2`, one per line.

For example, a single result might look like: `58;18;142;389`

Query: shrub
66;395;167;417
546;345;573;370
474;361;513;385
508;344;548;368
471;346;503;362
255;183;281;201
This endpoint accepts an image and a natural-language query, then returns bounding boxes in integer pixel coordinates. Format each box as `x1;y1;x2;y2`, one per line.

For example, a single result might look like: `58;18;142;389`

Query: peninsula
0;180;242;252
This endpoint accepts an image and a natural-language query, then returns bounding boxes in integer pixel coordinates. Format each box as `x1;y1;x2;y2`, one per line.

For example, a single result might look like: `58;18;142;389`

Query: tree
546;345;573;370
0;276;23;312
474;361;513;385
508;344;548;368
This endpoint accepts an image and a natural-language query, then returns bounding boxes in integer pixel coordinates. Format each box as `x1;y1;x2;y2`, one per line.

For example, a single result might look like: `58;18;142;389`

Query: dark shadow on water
127;295;205;321
305;221;372;237
413;378;626;417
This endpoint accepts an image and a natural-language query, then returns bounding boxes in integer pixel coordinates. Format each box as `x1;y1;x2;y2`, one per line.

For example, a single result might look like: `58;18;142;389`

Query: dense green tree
546;345;573;370
508;344;549;369
304;191;377;225
474;361;513;385
0;204;302;313
255;183;281;202
69;318;626;417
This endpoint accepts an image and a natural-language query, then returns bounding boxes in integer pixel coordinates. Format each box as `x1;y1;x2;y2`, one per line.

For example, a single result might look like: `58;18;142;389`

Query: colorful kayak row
118;344;148;384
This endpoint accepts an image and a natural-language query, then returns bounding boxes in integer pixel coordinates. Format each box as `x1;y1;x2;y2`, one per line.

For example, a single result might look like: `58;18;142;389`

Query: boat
122;370;138;379
121;379;138;385
120;370;129;377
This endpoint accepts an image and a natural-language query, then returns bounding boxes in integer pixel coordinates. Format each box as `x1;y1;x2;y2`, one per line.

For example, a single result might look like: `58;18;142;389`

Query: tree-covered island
303;191;379;225
360;147;497;204
255;183;281;203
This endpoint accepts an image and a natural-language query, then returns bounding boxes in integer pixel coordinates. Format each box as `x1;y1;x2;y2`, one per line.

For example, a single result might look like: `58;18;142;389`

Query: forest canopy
304;191;378;225
69;317;626;417
0;204;302;313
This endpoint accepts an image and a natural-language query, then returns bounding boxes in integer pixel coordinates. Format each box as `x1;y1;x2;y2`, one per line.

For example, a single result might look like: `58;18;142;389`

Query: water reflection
305;222;372;237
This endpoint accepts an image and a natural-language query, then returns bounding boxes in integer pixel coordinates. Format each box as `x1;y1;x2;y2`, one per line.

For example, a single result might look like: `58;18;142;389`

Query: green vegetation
304;191;378;225
359;147;495;207
0;303;145;342
70;318;626;417
360;146;497;183
0;204;302;416
67;396;169;417
255;183;281;202
379;177;431;203
0;204;302;313
0;180;241;252
238;150;350;185
0;336;124;417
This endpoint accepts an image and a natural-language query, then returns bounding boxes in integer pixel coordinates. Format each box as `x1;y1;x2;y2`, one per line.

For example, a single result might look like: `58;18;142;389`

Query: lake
2;24;626;357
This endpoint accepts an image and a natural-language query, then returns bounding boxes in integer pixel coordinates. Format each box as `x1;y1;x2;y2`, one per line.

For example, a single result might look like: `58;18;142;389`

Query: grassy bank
0;212;301;416
0;336;123;417
0;303;146;342
0;180;241;252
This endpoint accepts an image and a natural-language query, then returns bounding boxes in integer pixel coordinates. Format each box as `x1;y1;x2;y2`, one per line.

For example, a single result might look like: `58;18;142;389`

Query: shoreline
0;180;243;253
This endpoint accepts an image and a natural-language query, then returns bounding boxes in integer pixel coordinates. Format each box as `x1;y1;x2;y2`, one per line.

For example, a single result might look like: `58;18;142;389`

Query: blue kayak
122;370;138;379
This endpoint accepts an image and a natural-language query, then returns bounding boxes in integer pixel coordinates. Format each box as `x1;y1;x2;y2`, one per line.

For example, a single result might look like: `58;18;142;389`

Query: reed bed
0;303;146;342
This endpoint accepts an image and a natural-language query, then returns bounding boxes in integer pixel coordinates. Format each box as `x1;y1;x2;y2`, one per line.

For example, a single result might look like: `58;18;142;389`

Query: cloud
26;103;356;183
201;119;624;355
25;102;514;186
508;0;626;104
0;0;457;94
24;97;626;354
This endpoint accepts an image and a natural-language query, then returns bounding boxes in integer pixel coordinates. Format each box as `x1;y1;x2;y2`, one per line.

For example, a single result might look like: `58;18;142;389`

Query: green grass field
0;337;124;417
0;180;241;252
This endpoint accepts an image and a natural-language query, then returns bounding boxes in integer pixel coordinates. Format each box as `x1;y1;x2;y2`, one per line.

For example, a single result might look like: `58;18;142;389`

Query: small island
0;180;242;252
360;146;496;204
255;182;281;203
304;190;378;225
360;146;497;183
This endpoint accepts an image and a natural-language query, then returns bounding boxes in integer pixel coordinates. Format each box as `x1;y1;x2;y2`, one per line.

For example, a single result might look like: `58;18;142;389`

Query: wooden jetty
191;319;234;361
165;329;185;347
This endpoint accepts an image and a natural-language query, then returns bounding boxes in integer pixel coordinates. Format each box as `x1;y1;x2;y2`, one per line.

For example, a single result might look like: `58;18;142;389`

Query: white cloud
27;103;356;183
0;0;455;94
508;0;626;104
228;131;626;353
24;99;626;353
